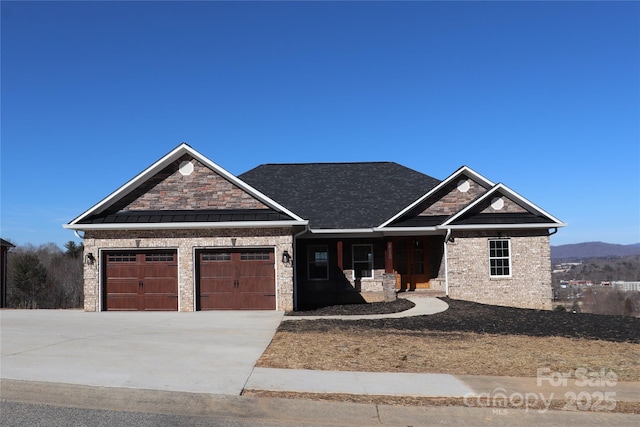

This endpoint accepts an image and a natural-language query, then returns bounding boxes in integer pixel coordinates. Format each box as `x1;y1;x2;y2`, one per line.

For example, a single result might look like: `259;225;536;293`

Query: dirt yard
250;297;640;413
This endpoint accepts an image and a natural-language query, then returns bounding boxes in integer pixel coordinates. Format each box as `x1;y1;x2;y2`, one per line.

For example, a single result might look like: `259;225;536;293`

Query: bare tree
6;242;83;309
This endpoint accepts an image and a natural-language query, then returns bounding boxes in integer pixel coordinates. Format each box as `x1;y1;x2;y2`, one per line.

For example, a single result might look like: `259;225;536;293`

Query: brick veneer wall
83;227;294;312
446;230;552;310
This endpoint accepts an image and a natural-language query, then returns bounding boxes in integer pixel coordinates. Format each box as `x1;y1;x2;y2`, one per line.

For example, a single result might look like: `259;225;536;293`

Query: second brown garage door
197;249;276;310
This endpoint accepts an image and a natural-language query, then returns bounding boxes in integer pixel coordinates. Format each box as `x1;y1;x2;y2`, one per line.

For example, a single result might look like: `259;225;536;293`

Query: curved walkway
283;296;449;321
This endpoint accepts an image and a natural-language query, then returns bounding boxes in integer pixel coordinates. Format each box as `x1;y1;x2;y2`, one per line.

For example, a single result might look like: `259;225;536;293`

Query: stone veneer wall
421;177;486;216
82;227;294;312
122;158;267;211
446;230;552;310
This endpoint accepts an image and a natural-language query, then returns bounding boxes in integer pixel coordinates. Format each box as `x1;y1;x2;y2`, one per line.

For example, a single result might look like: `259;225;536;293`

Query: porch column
385;240;394;273
337;241;344;270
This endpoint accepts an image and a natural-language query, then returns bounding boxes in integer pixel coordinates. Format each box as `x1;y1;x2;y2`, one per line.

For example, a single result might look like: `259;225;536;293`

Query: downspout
444;228;451;297
292;225;309;311
74;230;85;239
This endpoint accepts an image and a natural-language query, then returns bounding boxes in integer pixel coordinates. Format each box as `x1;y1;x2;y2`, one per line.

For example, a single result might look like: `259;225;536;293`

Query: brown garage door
197;249;276;310
104;251;178;311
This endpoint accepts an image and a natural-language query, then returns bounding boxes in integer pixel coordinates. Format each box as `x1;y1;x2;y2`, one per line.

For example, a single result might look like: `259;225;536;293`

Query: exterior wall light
86;252;96;265
282;250;291;264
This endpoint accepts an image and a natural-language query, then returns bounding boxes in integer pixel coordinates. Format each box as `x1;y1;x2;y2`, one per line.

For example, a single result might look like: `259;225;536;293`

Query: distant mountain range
551;242;640;260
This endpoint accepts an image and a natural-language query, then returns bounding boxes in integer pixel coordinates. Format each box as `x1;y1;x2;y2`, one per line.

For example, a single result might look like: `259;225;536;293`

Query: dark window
202;252;231;261
241;251;271;261
107;253;136;262
308;245;329;280
489;239;511;277
352;244;373;279
146;253;175;262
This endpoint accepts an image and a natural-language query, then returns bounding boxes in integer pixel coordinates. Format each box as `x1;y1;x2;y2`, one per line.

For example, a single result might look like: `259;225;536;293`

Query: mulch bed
286;298;415;316
279;297;640;343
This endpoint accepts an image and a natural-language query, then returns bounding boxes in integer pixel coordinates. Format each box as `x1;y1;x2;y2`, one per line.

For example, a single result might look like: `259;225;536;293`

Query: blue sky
1;1;638;248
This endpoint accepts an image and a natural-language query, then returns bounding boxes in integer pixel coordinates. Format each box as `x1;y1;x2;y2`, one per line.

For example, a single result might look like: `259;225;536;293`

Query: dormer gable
442;183;566;228
380;166;493;228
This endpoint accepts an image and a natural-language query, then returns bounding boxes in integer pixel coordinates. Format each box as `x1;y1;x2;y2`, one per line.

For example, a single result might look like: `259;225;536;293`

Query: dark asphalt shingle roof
239;162;441;229
450;212;553;225
388;215;450;228
78;209;293;224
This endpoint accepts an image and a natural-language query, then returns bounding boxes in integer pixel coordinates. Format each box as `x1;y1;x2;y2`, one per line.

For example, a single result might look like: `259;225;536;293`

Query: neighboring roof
65;144;307;231
239;162;441;229
1;238;15;248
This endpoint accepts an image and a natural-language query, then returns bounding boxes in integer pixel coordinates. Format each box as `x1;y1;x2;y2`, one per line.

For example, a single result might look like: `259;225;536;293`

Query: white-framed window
308;245;329;280
489;239;511;277
352;244;373;279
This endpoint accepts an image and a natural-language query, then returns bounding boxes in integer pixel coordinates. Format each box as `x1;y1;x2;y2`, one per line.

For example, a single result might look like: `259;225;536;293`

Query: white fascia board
63;220;308;231
309;228;376;234
67;143;305;226
441;223;566;230
375;227;443;237
441;183;566;227
305;228;383;238
493;183;567;226
378;166;495;228
307;227;443;238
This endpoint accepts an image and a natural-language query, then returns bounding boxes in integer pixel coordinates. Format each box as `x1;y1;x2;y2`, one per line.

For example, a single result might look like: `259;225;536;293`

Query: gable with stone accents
65;144;565;312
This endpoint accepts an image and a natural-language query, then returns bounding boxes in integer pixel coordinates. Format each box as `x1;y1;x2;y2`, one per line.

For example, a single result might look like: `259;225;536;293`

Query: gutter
63;220;309;231
439;223;567;230
444;228;451;297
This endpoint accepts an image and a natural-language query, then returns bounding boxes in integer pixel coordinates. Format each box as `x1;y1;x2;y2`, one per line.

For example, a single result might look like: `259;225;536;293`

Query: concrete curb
2;379;638;426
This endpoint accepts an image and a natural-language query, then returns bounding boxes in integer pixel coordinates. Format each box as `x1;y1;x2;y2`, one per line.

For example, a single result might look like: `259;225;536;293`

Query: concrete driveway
0;310;283;395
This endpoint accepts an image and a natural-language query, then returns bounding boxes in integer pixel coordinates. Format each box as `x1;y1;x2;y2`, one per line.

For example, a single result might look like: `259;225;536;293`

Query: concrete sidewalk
283;295;449;320
245;367;640;402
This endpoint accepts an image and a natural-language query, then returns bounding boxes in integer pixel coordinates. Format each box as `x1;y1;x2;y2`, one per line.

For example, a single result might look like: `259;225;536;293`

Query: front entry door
394;238;430;290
